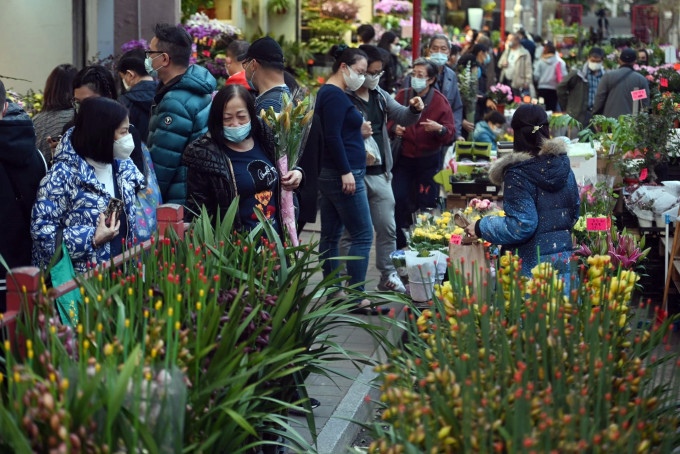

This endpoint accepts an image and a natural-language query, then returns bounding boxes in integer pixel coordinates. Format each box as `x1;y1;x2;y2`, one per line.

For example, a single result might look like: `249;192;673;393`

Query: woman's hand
486;98;498;110
464;221;478;238
93;212;120;249
361;121;373;139
341;172;356;195
462;119;474;133
281;169;303;191
421;119;442;133
394;125;406;137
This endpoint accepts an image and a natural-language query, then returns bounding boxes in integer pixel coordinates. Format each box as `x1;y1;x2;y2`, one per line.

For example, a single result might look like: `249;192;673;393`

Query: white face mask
492;126;503;135
391;44;401;56
343;66;365;92
588;61;603;72
429;52;448;66
362;74;380;90
113;133;135;160
122;78;130;91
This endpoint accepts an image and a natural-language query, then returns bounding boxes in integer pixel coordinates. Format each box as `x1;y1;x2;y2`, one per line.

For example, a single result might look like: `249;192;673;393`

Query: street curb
315;309;405;454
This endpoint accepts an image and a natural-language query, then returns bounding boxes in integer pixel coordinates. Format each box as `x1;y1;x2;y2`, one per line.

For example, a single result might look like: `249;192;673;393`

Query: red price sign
640;168;648;181
660;78;669;88
587;217;609;231
631;89;647;101
513;95;521;104
450;234;463;245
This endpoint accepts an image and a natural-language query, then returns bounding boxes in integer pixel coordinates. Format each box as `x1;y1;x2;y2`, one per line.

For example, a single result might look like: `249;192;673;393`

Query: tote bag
50;241;81;327
134;143;162;242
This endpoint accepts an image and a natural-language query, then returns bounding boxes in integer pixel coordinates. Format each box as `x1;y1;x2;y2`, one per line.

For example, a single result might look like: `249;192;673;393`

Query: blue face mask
223;121;251;143
429;52;448;67
411;77;428;92
145;54;162;78
484;54;491;65
477;68;482;79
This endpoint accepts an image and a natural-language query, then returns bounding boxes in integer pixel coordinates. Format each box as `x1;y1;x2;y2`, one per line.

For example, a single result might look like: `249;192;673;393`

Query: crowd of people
0;19;655;316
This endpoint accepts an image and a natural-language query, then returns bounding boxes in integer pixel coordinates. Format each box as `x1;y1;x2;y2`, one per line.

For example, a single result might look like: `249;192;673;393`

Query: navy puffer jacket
147;65;216;205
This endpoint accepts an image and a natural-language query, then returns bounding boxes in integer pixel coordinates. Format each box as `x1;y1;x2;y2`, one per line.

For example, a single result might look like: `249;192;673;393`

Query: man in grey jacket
593;48;649;118
344;45;423;293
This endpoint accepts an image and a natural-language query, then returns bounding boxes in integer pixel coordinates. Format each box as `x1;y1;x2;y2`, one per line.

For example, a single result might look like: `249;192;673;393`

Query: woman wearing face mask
182;84;302;234
389;58;455;249
31;97;145;273
377;31;404;94
473;110;507;153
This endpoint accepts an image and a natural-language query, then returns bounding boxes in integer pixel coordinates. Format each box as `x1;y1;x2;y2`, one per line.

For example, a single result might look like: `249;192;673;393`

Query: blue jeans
319;168;373;292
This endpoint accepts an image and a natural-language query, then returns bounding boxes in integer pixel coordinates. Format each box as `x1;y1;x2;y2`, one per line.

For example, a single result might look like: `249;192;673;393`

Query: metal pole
413;0;422;60
500;0;506;44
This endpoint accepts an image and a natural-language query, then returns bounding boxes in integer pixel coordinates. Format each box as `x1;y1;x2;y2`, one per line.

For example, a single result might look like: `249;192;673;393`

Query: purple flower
121;39;148;53
375;0;412;14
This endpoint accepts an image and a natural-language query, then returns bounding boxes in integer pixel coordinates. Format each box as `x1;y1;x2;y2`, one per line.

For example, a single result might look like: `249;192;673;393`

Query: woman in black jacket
182;84;302;233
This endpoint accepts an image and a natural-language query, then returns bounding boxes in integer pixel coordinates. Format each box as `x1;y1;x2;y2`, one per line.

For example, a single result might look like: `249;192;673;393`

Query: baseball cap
237;37;284;68
619;48;637;63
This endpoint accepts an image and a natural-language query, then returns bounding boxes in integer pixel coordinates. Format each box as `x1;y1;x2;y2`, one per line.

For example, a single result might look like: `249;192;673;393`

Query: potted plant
486;83;513;113
268;0;290;15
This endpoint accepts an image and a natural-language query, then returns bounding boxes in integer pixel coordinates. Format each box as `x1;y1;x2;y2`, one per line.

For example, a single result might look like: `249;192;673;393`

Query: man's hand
394;125;406;137
409;96;425;111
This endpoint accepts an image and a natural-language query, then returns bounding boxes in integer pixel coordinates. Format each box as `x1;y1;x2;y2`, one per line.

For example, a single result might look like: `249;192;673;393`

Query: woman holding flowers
465;104;579;276
182;84;302;233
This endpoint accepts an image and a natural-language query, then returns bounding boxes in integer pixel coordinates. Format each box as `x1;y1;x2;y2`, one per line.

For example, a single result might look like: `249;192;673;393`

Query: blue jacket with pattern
147;65;216;205
31;128;145;274
478;139;579;275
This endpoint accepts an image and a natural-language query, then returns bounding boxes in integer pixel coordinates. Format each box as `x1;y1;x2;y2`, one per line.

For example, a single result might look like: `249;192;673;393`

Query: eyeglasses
144;50;164;57
367;71;384;78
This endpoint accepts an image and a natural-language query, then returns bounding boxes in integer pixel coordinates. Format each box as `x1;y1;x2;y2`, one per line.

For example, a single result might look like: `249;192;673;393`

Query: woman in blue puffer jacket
465;104;579;277
31;97;145;273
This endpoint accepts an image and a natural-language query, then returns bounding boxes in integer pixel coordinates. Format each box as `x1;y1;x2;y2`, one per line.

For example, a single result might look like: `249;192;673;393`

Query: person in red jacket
389;58;454;248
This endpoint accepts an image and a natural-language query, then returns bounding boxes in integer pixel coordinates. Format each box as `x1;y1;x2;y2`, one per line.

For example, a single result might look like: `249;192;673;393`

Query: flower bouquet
409;211;464;253
260;92;315;246
460;198;505;222
486;83;513;105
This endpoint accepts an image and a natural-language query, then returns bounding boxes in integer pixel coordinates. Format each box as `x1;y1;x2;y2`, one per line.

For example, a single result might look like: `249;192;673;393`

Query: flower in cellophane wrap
260;92;315;246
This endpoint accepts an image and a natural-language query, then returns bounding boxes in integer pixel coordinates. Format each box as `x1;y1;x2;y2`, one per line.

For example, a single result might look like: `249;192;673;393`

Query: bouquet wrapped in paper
260;92;315;246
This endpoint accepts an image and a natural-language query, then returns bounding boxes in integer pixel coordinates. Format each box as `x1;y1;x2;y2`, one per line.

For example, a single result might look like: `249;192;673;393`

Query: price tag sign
450;234;463;245
660;78;669;88
631;89;647;101
587;217;609;231
514;95;522;104
639;168;648;181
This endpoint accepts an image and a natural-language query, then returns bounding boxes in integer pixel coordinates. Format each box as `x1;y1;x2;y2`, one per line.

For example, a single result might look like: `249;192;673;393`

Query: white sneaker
377;272;406;293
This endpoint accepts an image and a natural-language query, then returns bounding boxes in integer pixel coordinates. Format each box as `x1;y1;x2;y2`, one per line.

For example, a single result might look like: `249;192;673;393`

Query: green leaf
0;406;33;454
223;408;257;437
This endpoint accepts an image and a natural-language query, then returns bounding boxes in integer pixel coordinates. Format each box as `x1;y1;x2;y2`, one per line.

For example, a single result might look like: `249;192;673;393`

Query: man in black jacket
0;79;47;311
118;49;158;143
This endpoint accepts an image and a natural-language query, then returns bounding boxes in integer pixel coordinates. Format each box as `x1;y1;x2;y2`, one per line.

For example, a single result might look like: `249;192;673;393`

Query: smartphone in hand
104;197;123;227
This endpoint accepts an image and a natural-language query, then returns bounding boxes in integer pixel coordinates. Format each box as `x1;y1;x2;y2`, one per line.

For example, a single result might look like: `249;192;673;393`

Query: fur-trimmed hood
489;138;570;191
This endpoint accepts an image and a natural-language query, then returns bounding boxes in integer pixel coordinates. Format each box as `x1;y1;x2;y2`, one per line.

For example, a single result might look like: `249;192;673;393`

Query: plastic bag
366;135;382;166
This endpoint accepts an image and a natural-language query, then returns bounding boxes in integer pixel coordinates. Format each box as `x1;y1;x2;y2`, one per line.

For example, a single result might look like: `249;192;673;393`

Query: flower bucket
405;251;437;302
637;210;653;228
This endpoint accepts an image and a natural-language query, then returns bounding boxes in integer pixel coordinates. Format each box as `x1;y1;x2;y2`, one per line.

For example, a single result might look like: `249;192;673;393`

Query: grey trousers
340;172;397;279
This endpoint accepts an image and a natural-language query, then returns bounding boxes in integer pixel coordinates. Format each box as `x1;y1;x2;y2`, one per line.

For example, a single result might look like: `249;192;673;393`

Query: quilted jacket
478;139;580;275
147;65;216;205
31;128;145;273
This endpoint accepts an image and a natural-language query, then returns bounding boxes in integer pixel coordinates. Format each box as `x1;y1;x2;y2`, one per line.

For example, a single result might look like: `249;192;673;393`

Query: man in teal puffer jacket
146;23;217;205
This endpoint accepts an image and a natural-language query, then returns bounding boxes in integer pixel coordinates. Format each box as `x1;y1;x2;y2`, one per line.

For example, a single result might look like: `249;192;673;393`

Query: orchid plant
486;83;513;105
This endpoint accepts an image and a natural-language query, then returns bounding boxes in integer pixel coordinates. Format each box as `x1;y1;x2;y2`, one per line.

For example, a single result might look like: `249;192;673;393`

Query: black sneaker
289;396;320;416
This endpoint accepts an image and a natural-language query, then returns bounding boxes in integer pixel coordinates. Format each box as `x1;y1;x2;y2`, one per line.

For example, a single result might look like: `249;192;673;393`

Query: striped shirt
587;69;604;110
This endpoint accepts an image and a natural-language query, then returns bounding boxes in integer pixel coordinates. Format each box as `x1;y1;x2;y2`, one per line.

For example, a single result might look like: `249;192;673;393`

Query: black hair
588;47;605;58
0;79;5;105
470;43;489;57
357;24;376;43
543;42;556;54
118;49;148;76
510;104;550;156
428;34;451;50
450;44;462;56
283;71;300;95
517;29;527;39
457;54;479;71
483;110;506;125
359;44;387;67
466;29;479;42
71;97;128;164
153;23;192;68
329;45;367;73
377;31;398;52
412;58;437;79
73;65;117;100
208;84;263;151
226;39;250;59
42;64;78;111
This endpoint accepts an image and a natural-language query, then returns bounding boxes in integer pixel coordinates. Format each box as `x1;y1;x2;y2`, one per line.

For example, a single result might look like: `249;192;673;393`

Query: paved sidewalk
291;220;405;453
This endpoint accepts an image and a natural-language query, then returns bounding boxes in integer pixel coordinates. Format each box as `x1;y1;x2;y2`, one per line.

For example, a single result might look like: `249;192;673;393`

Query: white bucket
405;252;437;302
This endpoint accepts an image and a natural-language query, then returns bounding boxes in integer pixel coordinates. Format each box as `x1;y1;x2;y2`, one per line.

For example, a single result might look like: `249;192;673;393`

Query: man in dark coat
593;48;650;118
0;79;47;311
118;49;158;143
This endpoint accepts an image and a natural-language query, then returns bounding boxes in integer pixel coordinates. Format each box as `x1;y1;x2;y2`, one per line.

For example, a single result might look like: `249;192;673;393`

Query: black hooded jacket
119;80;158;143
0;102;46;311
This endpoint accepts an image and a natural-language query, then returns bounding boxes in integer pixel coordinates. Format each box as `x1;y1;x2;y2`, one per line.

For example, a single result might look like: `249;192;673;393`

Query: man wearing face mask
498;33;533;97
593;48;649;118
146;23;217;205
403;34;463;141
0;79;47;311
238;37;292;114
557;47;606;127
344;45;423;293
118;49;158;143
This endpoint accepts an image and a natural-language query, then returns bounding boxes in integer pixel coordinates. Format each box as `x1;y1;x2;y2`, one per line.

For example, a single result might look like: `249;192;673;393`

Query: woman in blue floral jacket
31;98;145;273
465;104;579;276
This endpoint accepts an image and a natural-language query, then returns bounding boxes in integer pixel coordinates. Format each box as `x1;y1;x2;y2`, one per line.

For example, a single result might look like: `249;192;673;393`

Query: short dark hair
153;23;192;68
377;31;398;52
543;42;556;54
470;43;489;57
42;64;78;111
207;84;263;151
73;65;117;100
450;44;462;56
511;104;549;156
428;34;451;50
71;97;128;163
227;39;249;59
329;45;367;73
118;49;148;76
457;54;479;71
484;110;506;125
359;44;386;67
357;24;375;43
588;47;605;58
517;29;527;39
413;58;438;79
